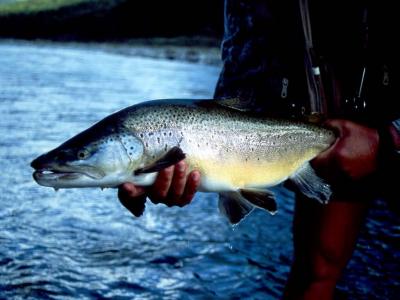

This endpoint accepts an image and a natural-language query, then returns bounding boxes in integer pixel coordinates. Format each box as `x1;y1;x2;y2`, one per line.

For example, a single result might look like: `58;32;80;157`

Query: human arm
118;161;201;217
311;119;380;183
283;196;368;300
284;118;399;299
311;118;399;191
284;119;375;299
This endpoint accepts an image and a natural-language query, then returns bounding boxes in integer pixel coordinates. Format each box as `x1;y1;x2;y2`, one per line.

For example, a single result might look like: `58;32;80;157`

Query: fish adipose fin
218;189;277;225
134;147;186;175
289;162;332;204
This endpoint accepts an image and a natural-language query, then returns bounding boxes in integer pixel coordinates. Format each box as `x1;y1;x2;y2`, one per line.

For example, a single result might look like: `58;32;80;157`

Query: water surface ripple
0;41;399;299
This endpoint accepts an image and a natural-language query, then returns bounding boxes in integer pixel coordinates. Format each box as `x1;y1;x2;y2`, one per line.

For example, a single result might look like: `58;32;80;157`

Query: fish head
31;125;144;189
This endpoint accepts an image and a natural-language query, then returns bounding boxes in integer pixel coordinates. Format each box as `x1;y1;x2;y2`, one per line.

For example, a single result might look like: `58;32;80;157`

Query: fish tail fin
289;162;332;204
218;188;278;225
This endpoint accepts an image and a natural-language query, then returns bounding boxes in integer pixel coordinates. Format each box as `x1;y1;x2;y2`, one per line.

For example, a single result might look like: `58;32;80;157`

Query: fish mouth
32;165;105;186
33;169;84;182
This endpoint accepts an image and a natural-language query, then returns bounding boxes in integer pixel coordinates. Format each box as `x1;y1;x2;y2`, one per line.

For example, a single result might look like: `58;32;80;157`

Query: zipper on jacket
382;65;389;86
281;77;289;98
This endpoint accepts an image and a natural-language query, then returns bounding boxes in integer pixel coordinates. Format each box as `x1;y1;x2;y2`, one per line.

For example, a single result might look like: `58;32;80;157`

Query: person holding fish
118;0;399;299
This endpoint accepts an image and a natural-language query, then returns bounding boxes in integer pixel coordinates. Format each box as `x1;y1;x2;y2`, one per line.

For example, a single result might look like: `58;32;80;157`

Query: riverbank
0;0;223;40
0;37;222;66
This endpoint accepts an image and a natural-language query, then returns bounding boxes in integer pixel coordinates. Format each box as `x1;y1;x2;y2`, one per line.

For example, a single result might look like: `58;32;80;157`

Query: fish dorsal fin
303;112;326;124
288;162;332;204
239;188;278;214
218;192;254;225
213;97;253;112
134;147;186;175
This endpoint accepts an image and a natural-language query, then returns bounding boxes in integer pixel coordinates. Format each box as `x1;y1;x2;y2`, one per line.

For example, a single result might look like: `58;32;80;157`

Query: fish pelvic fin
218;188;278;225
289;162;332;204
218;192;254;225
134;147;185;175
239;188;278;214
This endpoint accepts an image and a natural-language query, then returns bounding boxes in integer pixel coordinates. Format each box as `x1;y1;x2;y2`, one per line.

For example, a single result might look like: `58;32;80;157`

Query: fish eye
77;150;90;160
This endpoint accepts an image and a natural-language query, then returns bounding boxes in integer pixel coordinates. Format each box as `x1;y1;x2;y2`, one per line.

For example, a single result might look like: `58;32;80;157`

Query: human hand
312;119;380;182
118;160;201;217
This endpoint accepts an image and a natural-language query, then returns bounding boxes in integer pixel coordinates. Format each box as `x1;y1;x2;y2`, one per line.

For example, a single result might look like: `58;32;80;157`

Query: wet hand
118;161;201;217
312;119;380;182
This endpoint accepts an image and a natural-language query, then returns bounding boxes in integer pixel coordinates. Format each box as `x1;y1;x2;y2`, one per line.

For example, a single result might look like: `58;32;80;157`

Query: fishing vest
214;0;398;126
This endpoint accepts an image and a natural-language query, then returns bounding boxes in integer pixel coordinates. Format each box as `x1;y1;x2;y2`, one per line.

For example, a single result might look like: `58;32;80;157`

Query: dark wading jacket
214;0;399;127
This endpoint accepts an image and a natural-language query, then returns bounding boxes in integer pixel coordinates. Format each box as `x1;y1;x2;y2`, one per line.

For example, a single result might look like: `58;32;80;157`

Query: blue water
0;40;399;299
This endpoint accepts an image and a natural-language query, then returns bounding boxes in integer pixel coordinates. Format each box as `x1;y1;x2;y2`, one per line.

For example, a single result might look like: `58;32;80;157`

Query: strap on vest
299;0;327;116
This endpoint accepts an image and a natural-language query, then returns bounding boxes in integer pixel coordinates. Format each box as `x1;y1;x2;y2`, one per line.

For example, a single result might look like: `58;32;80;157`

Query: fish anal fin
239;188;278;214
134;146;186;175
218;192;254;225
289;162;332;204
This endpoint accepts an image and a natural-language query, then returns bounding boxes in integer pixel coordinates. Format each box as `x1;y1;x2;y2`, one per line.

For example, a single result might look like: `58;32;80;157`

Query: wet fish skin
31;99;335;223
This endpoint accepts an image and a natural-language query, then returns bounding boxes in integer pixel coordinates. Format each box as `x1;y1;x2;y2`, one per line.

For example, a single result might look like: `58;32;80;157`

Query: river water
0;41;399;299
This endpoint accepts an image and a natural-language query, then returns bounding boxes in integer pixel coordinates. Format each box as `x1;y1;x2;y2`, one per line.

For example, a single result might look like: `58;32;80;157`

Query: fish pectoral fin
218;192;254;225
134;146;186;175
289;162;332;204
119;193;147;217
239;188;278;214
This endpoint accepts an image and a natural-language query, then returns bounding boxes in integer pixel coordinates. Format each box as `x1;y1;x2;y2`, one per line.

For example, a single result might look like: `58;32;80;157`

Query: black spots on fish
157;137;161;144
140;133;144;139
164;144;168;152
185;111;196;122
145;142;149;148
169;132;172;137
148;132;154;137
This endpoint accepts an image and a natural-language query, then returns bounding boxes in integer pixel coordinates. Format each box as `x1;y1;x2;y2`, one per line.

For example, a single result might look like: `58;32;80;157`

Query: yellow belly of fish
187;152;315;191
